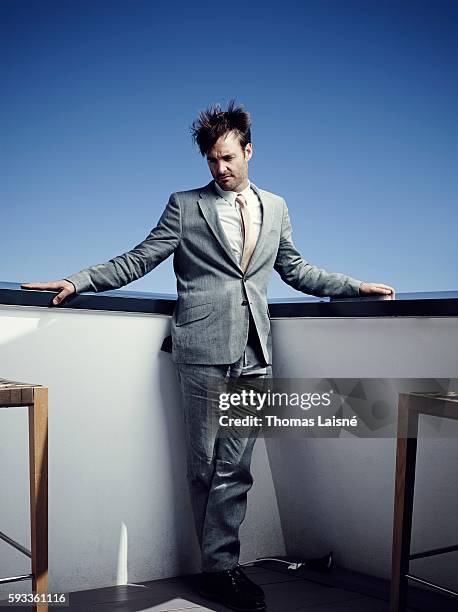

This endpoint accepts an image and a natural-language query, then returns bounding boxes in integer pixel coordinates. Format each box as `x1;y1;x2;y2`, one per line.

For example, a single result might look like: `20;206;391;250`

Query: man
22;101;394;612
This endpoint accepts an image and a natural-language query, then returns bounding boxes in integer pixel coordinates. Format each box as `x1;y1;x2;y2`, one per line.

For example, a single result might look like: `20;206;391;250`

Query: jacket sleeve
274;199;362;297
64;193;182;293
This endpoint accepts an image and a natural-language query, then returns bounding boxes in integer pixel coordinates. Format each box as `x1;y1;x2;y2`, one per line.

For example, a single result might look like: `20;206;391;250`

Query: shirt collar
214;180;252;206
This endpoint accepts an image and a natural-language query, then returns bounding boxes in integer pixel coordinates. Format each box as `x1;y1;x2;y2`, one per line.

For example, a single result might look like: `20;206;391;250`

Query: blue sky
2;0;457;297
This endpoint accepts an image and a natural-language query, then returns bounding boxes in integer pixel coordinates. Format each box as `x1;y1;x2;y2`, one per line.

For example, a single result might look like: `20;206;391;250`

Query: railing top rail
1;283;457;318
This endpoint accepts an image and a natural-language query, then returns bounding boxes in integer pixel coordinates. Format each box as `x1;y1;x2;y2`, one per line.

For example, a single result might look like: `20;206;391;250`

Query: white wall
1;307;456;593
0;305;284;593
270;316;458;591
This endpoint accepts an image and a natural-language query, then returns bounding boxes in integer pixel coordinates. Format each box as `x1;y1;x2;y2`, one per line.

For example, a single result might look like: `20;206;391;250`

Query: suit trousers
176;359;272;572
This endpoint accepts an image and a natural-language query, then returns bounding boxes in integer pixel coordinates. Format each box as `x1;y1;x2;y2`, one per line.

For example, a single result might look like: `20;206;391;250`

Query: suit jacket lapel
247;182;274;273
197;182;241;271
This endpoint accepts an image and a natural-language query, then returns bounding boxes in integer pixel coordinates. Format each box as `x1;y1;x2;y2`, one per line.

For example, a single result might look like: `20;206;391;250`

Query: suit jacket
65;181;362;364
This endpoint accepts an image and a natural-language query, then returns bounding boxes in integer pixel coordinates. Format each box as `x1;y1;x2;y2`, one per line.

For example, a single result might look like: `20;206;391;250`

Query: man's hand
359;282;395;297
21;280;76;305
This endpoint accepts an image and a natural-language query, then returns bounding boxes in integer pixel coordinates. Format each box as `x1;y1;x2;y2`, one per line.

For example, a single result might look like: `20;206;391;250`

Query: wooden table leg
390;394;419;612
28;387;48;612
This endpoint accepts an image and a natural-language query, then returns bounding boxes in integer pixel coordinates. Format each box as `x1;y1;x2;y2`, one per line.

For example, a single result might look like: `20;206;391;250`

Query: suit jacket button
241;300;249;306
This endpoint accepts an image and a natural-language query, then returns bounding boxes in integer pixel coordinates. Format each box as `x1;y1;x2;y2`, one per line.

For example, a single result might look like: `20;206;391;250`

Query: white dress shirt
213;180;263;266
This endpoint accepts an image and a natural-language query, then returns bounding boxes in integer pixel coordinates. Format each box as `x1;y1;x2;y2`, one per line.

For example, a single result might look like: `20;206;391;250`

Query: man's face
206;131;253;193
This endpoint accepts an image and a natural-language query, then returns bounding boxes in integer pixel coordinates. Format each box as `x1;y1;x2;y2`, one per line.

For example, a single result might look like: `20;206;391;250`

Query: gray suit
66;180;362;571
66;180;361;364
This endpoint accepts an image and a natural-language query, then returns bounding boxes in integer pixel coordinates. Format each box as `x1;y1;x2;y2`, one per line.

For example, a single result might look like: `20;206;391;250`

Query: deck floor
59;562;456;611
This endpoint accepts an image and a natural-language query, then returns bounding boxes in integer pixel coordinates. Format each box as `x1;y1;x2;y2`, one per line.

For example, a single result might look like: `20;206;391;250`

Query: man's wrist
64;279;76;292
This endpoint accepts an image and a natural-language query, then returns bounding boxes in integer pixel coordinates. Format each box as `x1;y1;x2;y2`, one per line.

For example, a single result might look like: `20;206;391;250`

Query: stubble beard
215;163;248;193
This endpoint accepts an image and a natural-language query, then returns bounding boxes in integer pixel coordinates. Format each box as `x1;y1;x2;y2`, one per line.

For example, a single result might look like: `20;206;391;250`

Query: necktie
236;193;256;272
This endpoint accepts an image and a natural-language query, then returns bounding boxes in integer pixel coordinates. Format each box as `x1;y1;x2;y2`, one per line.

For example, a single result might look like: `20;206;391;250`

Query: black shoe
198;566;266;611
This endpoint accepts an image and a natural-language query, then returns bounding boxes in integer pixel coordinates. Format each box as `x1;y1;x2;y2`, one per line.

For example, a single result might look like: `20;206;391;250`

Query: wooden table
390;391;458;611
0;379;48;612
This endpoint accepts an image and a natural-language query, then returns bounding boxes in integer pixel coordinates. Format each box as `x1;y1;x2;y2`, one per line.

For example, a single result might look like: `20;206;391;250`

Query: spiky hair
190;100;252;156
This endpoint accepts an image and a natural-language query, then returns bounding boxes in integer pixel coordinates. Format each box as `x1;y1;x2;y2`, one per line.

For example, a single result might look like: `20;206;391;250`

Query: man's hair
190;100;252;156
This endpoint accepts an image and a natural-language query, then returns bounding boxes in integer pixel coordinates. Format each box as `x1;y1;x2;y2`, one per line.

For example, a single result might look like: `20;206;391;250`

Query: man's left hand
359;282;395;297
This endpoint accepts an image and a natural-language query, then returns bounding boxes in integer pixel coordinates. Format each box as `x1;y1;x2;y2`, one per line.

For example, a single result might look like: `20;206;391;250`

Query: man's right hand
21;280;76;305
